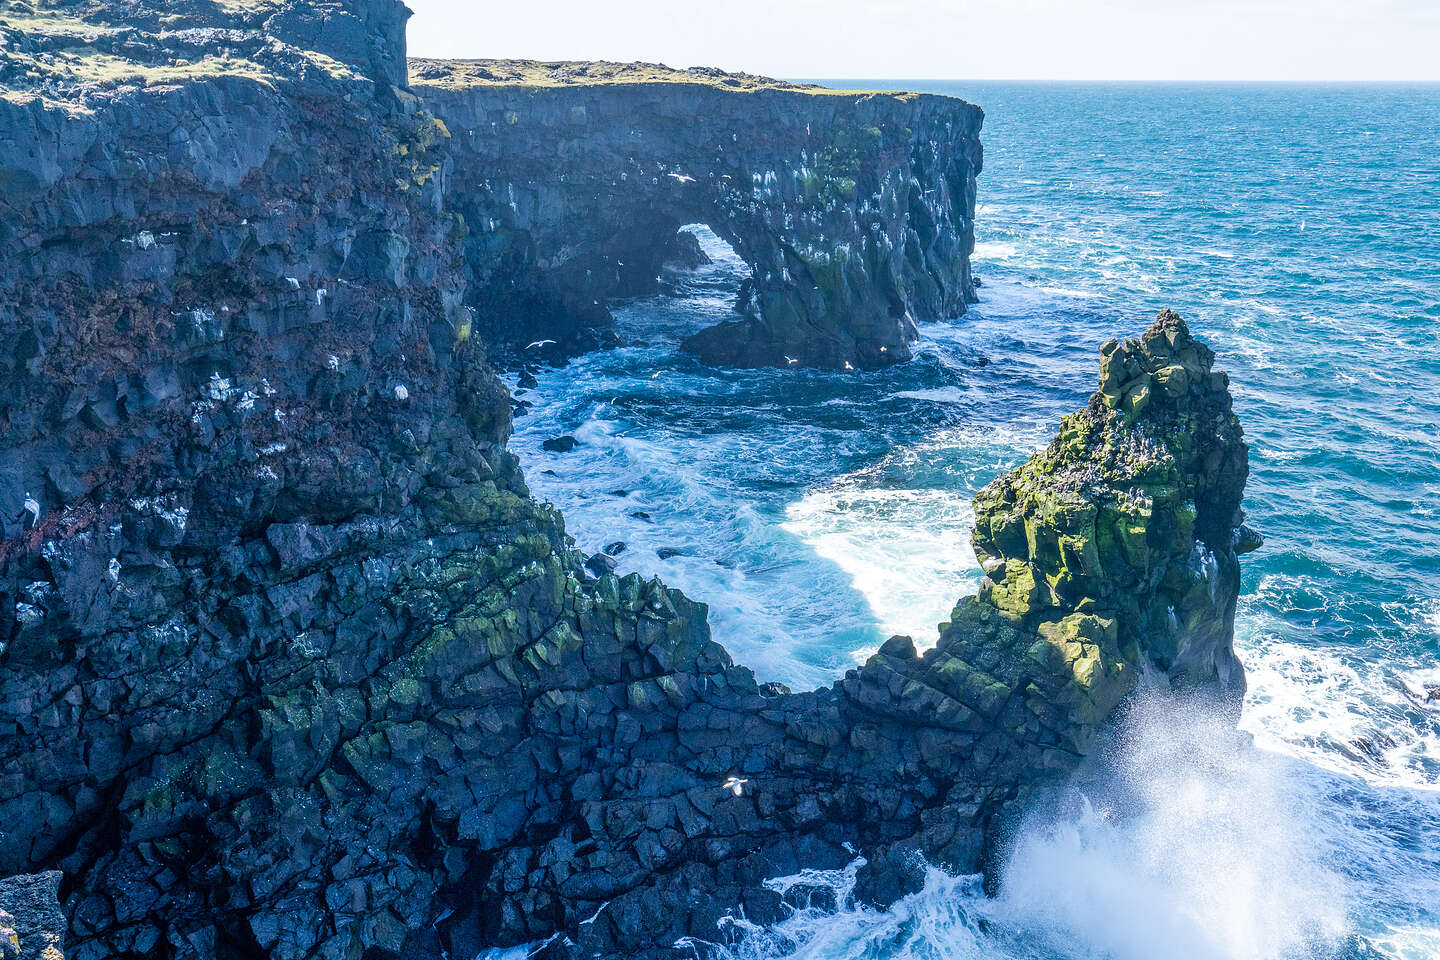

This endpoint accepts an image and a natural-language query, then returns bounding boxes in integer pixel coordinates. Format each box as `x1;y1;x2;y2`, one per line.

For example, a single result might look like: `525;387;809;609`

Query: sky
404;0;1440;82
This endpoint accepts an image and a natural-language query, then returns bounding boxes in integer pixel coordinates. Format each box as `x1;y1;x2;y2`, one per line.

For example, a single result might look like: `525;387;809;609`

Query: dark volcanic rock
584;552;618;578
412;59;983;370
0;6;1254;960
0;872;66;960
542;434;580;452
665;229;713;269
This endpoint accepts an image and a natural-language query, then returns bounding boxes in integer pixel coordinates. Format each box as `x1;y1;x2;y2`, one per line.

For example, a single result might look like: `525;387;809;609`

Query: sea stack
1;2;1252;958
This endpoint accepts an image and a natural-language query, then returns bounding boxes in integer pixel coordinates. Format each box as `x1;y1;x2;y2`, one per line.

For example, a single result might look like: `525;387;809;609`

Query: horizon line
793;76;1440;85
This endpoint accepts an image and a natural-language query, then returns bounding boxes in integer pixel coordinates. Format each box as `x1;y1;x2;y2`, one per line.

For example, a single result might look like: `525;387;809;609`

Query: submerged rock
584;552;618;578
541;434;580;452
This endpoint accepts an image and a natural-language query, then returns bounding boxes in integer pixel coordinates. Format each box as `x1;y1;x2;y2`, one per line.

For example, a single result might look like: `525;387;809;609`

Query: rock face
0;4;1252;959
0;872;67;960
412;59;983;369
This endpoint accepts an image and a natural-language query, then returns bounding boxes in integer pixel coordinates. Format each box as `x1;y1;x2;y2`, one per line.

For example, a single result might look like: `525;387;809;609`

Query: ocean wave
972;240;1020;260
695;699;1367;960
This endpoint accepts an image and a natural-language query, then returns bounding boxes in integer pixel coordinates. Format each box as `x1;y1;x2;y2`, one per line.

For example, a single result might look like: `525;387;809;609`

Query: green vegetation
0;0;358;109
408;57;936;100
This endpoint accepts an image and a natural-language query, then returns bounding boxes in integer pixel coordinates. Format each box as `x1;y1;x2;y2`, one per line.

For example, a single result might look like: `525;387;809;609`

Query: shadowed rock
0;872;66;960
412;59;983;370
0;4;1252;959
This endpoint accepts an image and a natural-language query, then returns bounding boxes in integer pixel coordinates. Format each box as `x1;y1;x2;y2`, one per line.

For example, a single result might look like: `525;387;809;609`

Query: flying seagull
844;361;855;371
721;776;749;797
526;339;557;350
22;493;40;529
784;356;798;366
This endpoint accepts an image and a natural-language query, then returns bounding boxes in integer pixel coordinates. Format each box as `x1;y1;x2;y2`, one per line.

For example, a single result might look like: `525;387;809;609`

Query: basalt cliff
410;59;982;369
0;3;1253;959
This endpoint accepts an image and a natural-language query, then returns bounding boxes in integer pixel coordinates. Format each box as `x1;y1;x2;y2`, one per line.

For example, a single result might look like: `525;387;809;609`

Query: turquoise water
508;84;1440;959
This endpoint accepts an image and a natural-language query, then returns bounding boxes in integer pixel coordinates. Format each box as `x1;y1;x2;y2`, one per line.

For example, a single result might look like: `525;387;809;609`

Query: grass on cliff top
0;0;357;110
408;58;923;99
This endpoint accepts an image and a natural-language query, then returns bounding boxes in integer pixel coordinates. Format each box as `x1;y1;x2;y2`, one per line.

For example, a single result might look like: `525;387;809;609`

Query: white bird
844;361;855;371
721;776;749;797
784;356;798;366
880;345;888;353
526;339;557;350
650;371;661;379
1300;218;1307;231
393;384;409;401
22;493;40;529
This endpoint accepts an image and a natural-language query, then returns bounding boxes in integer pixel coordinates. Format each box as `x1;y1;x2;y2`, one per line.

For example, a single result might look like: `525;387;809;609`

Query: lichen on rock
944;310;1256;756
0;2;1257;956
413;59;983;370
0;872;66;960
980;310;1255;698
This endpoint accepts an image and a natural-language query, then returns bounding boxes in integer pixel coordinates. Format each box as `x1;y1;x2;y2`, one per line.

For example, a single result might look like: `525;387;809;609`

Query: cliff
1;4;1252;959
411;58;983;369
0;872;66;960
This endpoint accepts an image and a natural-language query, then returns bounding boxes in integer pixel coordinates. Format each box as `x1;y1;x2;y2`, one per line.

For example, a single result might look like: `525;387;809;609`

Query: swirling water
505;84;1440;959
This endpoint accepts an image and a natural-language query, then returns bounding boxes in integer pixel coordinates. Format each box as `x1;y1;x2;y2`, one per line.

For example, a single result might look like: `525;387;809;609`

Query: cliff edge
412;58;983;369
1;4;1251;959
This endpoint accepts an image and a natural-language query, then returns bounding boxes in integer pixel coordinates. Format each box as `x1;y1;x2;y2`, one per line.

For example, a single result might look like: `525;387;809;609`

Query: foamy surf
690;700;1357;960
507;81;1440;956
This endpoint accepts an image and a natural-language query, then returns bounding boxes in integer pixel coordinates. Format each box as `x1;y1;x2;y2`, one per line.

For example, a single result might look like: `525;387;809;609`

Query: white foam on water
1237;593;1440;791
699;699;1363;960
973;240;1020;261
887;386;970;403
1037;285;1098;299
780;484;976;653
996;700;1351;960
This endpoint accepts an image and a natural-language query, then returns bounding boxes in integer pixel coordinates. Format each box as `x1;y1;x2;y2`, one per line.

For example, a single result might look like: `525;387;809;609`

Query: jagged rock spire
863;310;1257;779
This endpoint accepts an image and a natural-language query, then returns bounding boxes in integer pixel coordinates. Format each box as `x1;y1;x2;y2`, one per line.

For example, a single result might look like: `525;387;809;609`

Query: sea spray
511;86;1440;955
690;697;1351;960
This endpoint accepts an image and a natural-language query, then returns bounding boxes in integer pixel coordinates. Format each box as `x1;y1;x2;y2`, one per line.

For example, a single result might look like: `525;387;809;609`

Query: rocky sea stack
1;2;1253;958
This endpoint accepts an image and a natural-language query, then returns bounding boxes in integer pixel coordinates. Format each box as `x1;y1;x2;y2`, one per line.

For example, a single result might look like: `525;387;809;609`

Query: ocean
505;83;1440;959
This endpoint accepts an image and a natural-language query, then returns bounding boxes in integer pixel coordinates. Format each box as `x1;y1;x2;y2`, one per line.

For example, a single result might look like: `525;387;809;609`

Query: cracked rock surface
413;58;983;370
1;4;1252;959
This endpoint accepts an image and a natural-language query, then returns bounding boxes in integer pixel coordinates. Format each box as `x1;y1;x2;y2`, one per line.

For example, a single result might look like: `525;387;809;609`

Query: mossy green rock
0;0;1256;952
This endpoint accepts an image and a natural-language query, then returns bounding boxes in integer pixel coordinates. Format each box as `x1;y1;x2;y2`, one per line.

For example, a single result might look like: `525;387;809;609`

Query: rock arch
412;60;984;369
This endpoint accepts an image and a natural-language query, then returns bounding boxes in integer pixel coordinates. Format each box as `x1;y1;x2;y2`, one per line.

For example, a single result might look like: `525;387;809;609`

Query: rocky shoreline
1;3;1253;958
412;58;982;370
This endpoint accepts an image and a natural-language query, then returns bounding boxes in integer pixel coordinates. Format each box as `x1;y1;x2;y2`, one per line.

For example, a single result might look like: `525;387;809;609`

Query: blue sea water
506;84;1440;959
